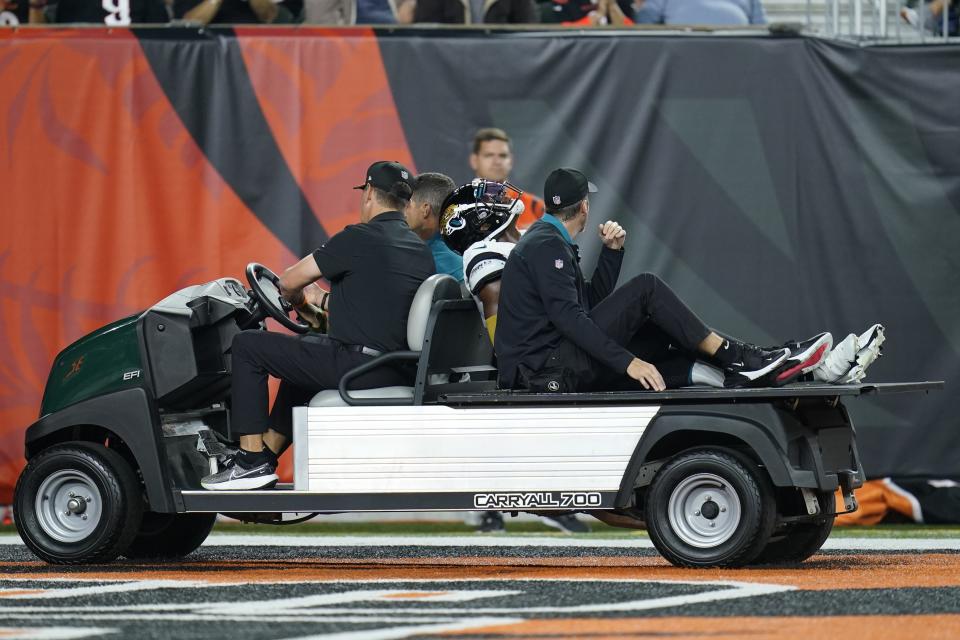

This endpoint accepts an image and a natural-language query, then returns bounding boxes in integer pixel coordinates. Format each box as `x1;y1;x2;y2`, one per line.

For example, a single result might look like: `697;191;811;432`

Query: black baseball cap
544;168;598;209
353;161;415;193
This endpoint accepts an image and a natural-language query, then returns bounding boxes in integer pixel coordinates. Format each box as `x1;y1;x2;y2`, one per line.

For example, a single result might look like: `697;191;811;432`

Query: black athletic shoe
476;511;506;533
716;340;790;388
201;455;278;491
540;514;591;534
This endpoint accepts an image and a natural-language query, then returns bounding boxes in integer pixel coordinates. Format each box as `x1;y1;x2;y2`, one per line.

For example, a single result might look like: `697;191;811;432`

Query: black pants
557;273;712;391
230;331;412;438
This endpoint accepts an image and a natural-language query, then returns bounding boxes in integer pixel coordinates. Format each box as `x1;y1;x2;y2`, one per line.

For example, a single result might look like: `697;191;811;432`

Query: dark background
377;33;960;478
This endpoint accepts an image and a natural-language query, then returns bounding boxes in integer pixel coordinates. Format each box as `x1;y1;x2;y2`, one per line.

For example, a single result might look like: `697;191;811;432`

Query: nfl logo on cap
552;195;561;205
555;259;563;269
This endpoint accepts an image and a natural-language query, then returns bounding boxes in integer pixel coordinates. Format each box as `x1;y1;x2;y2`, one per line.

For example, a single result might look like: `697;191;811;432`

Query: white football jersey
462;240;515;295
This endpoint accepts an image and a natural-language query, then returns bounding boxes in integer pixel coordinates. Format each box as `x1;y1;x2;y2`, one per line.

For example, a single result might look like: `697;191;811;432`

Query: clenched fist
599;220;626;251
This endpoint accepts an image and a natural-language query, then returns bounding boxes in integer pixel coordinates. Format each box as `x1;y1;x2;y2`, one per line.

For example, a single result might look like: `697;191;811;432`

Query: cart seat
309;386;414;407
307;274;463;407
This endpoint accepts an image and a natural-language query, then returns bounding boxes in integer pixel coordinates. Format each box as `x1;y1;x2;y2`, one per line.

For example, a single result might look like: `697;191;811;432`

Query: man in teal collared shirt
405;172;463;282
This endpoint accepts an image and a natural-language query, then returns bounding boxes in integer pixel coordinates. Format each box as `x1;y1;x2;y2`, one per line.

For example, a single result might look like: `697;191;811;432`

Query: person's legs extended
589;273;712;353
588;273;789;387
586;324;695;390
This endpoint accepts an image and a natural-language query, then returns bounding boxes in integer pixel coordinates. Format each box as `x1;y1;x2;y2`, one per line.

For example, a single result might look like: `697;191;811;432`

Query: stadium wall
0;28;958;502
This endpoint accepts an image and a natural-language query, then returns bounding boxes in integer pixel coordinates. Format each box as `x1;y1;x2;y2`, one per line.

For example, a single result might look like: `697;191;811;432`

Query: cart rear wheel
755;491;835;564
645;448;775;568
14;443;143;564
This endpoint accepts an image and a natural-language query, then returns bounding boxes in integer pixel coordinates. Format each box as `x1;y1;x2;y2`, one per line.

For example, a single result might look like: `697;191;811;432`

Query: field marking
0;577;793;616
202;589;522;614
283;618;523;640
0;629;116;639
0;580;207;600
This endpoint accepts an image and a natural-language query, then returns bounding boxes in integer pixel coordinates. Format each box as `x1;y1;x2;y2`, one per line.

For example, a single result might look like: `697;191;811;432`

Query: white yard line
0;580;208;600
0;628;117;640
1;533;960;550
281;619;524;640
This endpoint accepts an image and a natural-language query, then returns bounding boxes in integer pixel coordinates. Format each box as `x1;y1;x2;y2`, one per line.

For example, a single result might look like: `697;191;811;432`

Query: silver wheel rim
667;472;742;548
34;470;103;543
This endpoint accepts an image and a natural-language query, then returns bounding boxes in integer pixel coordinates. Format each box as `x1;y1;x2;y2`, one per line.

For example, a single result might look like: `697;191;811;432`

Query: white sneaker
841;323;885;383
813;333;858;383
812;324;885;384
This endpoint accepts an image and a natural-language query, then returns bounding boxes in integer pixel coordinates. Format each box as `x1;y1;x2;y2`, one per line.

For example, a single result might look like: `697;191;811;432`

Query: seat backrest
407;274;463;350
412;298;496;403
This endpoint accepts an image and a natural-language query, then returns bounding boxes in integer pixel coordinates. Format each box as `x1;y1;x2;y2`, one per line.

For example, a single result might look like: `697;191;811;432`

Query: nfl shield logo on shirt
554;259;564;269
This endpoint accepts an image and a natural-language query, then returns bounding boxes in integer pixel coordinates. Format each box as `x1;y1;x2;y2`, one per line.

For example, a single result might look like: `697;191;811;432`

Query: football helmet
440;179;524;255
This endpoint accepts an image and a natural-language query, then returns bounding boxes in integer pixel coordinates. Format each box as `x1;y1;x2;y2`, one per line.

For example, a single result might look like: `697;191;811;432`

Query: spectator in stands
29;0;168;23
303;0;415;24
175;0;292;25
636;0;766;25
544;0;633;25
414;0;537;23
1;0;29;23
404;172;463;282
470;128;545;229
901;0;958;36
0;0;42;23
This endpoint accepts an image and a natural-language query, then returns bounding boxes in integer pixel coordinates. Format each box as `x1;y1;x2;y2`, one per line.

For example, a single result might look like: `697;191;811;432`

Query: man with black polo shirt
495;168;800;394
202;161;435;490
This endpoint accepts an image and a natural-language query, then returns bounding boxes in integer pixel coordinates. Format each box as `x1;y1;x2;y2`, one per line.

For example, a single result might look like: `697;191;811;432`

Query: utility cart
14;266;942;567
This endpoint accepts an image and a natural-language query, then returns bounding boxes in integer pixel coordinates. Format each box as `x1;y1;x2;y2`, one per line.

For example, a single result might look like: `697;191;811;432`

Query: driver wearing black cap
202;161;435;491
494;168;794;394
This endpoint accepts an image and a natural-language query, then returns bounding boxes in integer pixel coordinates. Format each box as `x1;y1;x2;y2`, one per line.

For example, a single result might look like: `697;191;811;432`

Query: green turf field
204;521;960;539
3;520;960;539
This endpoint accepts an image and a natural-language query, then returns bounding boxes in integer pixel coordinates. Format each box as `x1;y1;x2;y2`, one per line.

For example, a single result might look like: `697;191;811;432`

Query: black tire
13;443;144;564
123;512;216;559
754;491;834;565
645;448;776;568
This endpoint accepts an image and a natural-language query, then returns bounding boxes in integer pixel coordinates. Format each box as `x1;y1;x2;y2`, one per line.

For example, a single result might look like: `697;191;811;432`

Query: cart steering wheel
245;262;311;334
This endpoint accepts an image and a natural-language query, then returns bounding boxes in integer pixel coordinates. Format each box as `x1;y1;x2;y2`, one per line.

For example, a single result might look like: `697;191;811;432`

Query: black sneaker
540;514;591;534
476;511;505;533
201;454;278;491
715;340;790;388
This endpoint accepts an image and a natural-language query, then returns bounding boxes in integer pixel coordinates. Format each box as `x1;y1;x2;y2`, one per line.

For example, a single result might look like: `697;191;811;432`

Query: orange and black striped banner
1;28;958;501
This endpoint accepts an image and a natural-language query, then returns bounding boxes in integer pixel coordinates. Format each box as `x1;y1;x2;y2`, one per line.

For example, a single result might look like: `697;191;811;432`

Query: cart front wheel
14;443;143;564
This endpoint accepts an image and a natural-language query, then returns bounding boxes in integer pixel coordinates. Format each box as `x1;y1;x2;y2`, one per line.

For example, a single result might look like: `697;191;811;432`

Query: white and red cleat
775;332;834;386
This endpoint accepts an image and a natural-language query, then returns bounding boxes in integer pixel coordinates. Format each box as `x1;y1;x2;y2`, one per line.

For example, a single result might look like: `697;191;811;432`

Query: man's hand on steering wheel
285;283;329;333
246;256;328;335
245;262;313;334
294;302;327;333
300;282;329;310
